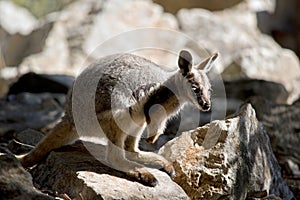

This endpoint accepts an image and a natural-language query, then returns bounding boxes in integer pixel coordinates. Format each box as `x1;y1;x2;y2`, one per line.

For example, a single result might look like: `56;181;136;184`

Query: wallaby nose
202;102;210;111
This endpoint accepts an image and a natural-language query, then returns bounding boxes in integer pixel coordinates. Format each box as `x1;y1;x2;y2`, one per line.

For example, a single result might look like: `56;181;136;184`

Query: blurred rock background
0;0;299;199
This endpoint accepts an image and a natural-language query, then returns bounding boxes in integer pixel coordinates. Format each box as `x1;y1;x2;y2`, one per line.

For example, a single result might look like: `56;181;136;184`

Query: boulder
0;0;38;35
0;1;53;68
19;18;72;75
0;152;53;199
248;97;300;199
19;0;103;75
7;72;74;95
222;44;300;104
82;0;180;67
159;104;294;199
257;0;300;58
29;141;189;200
0;93;65;141
7;129;44;155
224;79;289;104
0;21;53;68
17;0;181;75
177;6;260;70
248;97;300;174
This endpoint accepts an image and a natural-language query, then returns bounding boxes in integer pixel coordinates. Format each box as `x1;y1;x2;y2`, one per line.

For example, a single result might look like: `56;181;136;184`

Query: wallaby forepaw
145;133;161;144
161;163;176;179
128;168;158;187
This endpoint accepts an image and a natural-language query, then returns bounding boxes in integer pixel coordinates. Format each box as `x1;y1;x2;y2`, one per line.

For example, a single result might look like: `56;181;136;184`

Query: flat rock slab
30;142;189;200
77;170;188;200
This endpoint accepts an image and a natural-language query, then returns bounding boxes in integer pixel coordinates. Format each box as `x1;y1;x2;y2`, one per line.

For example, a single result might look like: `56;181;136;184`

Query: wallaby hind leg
124;135;175;178
106;141;159;187
106;140;158;187
17;117;77;168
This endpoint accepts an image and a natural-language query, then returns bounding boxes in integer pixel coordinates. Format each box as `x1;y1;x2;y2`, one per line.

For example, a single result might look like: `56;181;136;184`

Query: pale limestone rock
19;0;102;76
177;7;260;71
0;1;52;68
0;1;38;35
82;0;180;67
19;20;71;75
159;104;294;199
223;38;300;104
30;141;190;200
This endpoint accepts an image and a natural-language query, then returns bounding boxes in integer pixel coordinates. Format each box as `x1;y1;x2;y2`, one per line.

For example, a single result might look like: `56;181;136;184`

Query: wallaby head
177;50;218;111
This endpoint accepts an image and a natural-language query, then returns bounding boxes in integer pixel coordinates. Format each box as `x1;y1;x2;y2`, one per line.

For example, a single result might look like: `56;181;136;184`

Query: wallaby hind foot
127;167;158;187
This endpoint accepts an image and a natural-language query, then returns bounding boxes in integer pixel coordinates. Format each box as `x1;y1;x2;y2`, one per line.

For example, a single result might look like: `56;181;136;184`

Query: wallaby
17;50;218;187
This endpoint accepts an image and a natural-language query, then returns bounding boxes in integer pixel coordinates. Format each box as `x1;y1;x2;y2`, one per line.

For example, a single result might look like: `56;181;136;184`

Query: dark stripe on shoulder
143;86;179;124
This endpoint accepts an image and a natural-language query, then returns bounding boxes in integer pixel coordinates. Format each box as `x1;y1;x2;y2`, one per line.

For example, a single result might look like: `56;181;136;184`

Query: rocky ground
0;0;299;199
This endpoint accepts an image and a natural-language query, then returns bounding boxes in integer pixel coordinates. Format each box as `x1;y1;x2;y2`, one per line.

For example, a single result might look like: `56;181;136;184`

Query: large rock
30;141;189;200
177;6;260;70
82;0;180;67
159;104;294;199
0;72;72;141
19;0;181;75
19;0;103;75
7;129;44;155
7;72;74;95
248;97;300;174
19;17;72;75
0;21;53;67
224;79;289;104
257;0;300;58
248;97;300;199
0;152;53;199
0;93;65;141
83;0;179;65
222;43;300;104
0;0;38;35
0;1;53;68
83;0;178;51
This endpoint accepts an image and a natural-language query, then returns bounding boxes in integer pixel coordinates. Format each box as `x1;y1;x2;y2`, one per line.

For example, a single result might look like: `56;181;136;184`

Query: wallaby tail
17;116;78;168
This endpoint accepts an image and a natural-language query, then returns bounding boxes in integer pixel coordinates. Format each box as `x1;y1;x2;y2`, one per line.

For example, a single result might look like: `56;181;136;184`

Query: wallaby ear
196;52;219;73
178;50;193;76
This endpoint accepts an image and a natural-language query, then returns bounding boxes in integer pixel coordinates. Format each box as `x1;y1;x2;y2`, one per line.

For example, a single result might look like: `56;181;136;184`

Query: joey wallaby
18;50;218;187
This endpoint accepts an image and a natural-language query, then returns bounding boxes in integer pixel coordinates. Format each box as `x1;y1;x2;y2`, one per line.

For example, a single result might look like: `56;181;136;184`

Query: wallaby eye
192;86;200;94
